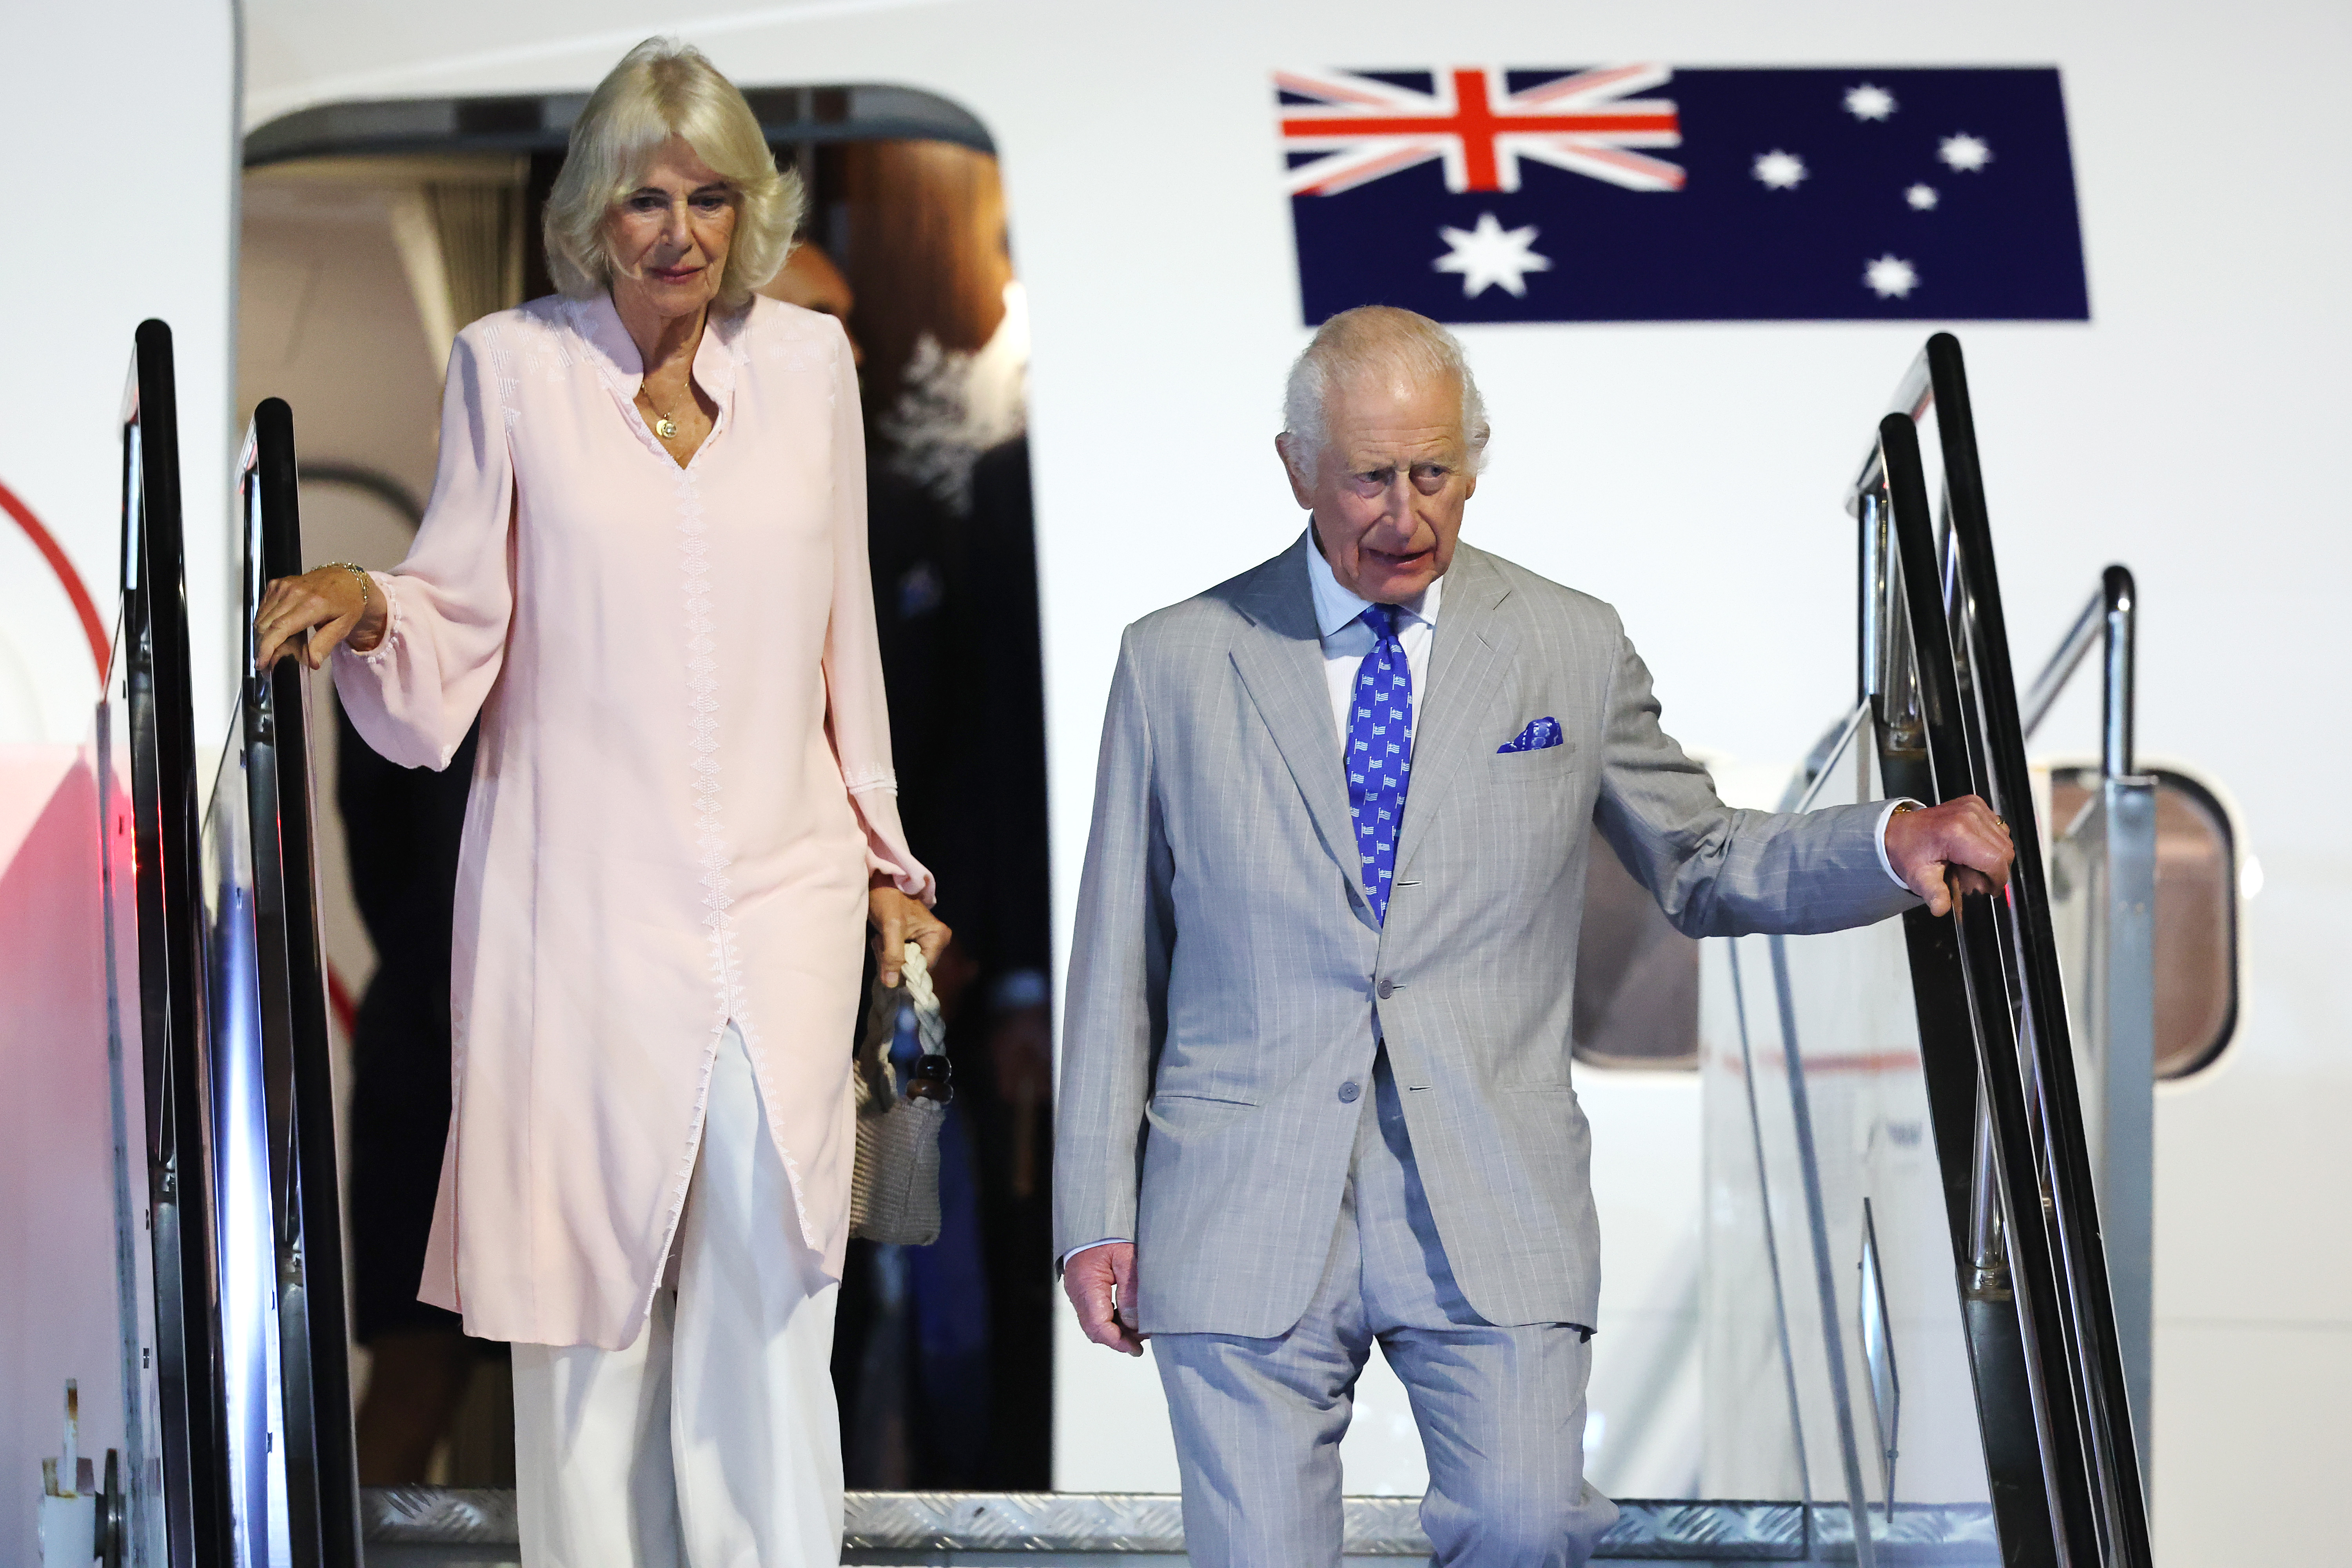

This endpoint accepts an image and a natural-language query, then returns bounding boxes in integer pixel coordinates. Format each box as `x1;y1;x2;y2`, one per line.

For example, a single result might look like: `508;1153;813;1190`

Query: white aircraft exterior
0;3;2343;1561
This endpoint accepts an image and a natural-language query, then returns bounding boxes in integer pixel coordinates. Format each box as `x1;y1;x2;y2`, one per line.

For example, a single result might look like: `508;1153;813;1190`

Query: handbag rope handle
856;944;952;1107
896;946;947;1055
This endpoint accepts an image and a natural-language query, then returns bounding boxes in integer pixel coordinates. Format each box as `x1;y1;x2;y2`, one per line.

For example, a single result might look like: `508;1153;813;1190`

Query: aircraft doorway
237;85;1051;1491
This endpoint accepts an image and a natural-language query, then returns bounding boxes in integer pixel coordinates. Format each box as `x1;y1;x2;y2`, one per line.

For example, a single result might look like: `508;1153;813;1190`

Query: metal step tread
365;1488;1997;1561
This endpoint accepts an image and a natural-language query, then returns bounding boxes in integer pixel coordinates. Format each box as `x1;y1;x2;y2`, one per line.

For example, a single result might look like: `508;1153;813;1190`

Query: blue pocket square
1498;717;1563;754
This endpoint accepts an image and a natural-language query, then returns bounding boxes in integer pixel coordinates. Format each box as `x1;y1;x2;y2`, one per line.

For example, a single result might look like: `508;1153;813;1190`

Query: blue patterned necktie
1347;603;1414;924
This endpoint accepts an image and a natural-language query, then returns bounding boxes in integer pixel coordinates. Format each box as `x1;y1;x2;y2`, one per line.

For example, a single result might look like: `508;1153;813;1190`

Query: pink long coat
333;291;930;1350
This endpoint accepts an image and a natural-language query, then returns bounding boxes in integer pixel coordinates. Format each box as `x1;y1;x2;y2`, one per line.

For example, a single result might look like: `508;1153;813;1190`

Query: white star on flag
1844;83;1896;120
1752;149;1808;189
1864;254;1920;298
1906;183;1940;210
1433;212;1553;298
1939;133;1992;172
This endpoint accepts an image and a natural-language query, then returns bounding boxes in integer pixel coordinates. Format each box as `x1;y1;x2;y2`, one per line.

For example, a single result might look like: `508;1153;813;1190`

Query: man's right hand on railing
1886;795;2016;917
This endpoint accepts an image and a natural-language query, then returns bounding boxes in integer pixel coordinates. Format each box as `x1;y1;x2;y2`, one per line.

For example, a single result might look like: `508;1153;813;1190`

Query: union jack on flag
1277;65;1686;196
1277;65;2090;326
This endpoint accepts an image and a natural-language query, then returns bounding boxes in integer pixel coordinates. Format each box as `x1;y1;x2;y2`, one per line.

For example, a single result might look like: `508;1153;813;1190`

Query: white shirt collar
1302;526;1445;640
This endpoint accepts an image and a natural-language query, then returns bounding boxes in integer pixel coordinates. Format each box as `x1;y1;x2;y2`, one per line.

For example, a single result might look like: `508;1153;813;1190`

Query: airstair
77;327;2155;1566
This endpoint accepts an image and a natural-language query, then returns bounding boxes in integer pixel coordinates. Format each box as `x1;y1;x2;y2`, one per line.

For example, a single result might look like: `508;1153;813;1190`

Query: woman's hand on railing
1886;795;2016;917
253;566;388;671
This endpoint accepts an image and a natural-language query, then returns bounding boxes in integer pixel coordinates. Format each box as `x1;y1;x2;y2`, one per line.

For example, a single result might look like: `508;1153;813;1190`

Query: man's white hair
1281;306;1491;478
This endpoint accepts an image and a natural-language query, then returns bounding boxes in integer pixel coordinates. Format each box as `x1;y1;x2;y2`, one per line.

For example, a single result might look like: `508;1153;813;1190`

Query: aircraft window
2047;767;2239;1079
1573;826;1700;1071
1572;760;2244;1080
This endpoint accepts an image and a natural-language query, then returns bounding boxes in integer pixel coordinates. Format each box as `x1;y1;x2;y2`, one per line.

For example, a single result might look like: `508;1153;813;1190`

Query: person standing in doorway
253;37;947;1566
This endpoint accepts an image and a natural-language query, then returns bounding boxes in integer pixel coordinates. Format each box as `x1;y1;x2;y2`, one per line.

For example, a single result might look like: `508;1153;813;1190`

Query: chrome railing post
1866;493;1926;759
1860;491;1884;706
1967;1095;2008;1297
2102;567;2136;779
2038;565;2158;1481
2096;568;2157;1474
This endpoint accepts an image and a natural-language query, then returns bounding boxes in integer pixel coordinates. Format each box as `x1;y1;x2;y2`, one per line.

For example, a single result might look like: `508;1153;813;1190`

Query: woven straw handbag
848;944;953;1246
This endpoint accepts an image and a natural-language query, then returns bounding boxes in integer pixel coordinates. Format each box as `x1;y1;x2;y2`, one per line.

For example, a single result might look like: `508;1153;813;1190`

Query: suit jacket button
1376;979;1396;1000
1338;1081;1361;1103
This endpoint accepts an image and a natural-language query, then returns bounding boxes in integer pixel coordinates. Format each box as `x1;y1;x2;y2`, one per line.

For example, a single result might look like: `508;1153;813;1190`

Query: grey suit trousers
1153;1048;1619;1568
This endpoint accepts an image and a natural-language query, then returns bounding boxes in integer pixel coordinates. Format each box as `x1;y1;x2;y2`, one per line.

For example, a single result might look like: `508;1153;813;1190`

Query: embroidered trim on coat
347;572;405;667
671;464;740;1020
668;448;822;1254
621;304;831;1307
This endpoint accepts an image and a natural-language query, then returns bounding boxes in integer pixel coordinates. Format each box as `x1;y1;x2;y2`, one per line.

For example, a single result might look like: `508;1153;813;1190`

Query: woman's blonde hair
543;37;803;309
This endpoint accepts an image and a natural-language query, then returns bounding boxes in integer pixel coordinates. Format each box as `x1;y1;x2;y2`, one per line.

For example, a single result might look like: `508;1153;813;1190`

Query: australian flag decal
1279;65;2090;324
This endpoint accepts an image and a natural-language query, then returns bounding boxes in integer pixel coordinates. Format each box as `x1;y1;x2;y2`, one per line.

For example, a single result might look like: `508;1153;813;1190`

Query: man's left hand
1884;796;2016;917
869;877;951;986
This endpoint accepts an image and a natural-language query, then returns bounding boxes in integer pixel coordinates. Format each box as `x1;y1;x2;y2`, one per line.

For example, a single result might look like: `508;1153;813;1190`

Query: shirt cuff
1875;798;1923;891
1060;1238;1130;1269
337;570;401;666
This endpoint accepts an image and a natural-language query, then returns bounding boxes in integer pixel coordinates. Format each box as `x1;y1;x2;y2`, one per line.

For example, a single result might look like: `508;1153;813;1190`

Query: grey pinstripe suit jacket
1054;535;1917;1336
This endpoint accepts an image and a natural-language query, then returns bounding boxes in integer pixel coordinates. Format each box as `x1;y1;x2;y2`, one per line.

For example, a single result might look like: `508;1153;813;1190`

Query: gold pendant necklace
644;383;682;441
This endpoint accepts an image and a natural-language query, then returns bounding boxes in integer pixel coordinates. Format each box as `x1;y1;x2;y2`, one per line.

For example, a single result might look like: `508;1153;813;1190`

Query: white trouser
513;1024;844;1568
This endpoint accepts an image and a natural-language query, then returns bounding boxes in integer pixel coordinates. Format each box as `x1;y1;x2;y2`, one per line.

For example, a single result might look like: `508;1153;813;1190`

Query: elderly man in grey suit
1054;307;2014;1568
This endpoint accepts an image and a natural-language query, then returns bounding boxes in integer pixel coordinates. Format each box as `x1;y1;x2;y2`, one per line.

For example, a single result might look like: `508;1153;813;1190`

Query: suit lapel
1229;535;1369;907
1394;545;1516;880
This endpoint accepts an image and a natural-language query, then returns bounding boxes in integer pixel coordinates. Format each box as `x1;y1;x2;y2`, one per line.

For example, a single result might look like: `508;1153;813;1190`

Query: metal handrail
1878;413;2105;1559
115;320;242;1568
1962;339;2146;1563
1931;332;2150;1563
2018;564;2137;777
2019;590;2102;740
1982;563;2139;1305
2024;562;2156;1475
2101;567;2136;780
1857;335;2154;1568
242;403;367;1568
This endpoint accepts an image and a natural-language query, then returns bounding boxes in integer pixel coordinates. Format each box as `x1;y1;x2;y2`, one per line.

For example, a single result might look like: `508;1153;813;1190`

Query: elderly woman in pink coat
252;37;947;1568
